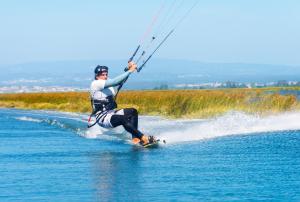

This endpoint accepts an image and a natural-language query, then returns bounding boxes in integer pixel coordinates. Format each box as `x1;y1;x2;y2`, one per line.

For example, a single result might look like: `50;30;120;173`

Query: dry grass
0;87;299;118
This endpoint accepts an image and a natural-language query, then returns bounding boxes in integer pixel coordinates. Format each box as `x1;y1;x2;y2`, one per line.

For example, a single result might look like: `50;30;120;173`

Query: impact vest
90;79;118;114
91;95;117;114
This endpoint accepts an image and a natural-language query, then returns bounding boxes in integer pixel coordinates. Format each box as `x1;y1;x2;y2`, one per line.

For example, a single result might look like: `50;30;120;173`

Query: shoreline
0;87;299;119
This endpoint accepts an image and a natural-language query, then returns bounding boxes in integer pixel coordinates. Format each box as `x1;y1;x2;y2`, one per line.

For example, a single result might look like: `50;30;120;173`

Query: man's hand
128;61;137;72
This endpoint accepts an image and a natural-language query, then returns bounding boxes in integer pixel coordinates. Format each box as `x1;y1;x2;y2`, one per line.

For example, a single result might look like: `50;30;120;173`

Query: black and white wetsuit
89;71;144;139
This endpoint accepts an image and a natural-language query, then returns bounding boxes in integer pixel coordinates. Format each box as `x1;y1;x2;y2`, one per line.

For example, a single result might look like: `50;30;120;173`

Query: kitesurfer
89;62;155;146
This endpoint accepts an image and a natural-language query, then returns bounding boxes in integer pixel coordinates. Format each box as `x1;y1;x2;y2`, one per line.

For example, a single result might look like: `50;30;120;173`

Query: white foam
15;116;43;123
16;110;300;145
157;111;300;144
84;123;128;140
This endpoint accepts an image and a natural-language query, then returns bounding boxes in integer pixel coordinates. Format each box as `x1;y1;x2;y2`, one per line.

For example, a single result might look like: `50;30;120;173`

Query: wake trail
14;111;130;142
13;110;300;145
156;111;300;144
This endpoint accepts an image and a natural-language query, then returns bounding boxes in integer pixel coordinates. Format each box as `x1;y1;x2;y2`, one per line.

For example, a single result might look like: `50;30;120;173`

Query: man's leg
110;108;151;145
123;108;138;129
110;114;143;139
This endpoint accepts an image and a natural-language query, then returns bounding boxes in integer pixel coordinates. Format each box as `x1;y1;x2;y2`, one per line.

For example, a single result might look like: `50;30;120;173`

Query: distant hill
0;59;299;90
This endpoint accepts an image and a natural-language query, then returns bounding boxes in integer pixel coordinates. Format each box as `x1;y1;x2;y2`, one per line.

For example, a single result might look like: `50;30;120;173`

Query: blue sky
0;0;299;65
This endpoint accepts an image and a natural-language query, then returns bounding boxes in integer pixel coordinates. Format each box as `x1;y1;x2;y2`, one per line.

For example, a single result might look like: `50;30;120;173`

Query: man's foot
140;135;157;146
132;135;157;146
132;137;141;144
140;135;149;145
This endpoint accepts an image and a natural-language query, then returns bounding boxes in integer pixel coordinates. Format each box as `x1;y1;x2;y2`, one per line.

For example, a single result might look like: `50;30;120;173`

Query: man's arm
104;71;131;88
104;61;137;88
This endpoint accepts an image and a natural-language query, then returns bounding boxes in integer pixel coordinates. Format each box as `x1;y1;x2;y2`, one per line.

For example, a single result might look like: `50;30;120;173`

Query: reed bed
0;88;299;118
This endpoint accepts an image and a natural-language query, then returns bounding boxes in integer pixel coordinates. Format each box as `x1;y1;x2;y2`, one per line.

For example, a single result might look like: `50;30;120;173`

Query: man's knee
110;115;126;127
124;108;138;116
131;108;138;116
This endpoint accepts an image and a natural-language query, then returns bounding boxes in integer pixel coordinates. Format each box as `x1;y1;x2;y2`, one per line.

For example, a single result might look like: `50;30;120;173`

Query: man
88;61;155;146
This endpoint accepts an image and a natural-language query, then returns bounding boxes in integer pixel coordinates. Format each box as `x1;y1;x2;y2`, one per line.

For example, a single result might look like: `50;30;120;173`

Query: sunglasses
100;73;108;76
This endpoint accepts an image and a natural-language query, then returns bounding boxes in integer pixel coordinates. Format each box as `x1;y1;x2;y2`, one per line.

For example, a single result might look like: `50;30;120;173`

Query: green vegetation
0;87;299;119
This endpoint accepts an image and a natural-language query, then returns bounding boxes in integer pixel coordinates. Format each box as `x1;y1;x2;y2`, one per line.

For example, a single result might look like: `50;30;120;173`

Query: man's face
96;72;108;80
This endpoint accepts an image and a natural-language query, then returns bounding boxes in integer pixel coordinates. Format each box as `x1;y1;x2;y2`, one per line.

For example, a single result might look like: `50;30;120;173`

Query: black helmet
94;65;108;75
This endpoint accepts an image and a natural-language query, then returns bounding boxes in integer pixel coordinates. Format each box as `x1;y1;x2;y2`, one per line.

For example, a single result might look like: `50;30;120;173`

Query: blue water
279;89;300;100
1;109;300;201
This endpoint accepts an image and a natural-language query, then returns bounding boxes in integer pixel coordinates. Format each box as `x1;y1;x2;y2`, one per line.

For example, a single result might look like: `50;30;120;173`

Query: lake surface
1;108;300;201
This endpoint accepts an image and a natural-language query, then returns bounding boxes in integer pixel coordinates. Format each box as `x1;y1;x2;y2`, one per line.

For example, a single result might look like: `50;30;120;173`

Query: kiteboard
132;137;166;148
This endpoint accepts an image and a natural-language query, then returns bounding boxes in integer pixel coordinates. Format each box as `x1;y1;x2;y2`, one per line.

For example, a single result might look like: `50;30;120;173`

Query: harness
87;95;117;128
91;95;117;115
